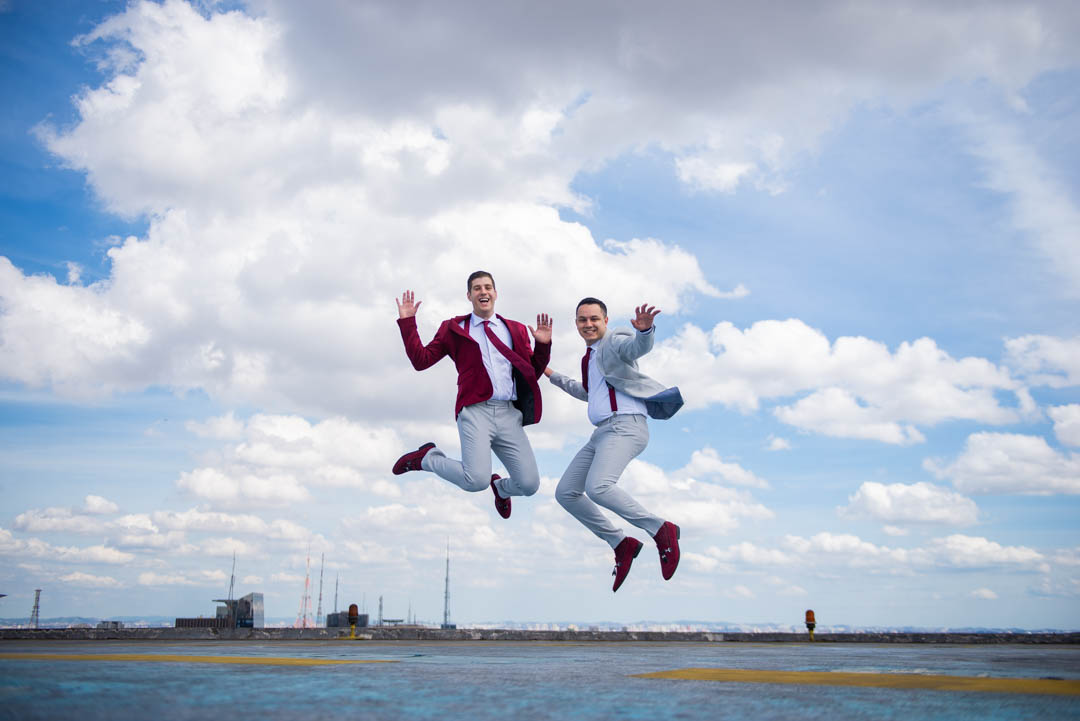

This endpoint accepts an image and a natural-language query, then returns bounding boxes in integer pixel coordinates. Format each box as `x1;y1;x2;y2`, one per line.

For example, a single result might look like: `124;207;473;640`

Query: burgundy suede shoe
392;442;435;475
612;536;643;592
653;521;681;580
490;474;511;519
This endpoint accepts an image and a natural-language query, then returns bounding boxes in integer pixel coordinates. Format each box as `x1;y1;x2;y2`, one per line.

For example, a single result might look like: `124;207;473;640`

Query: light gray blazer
548;326;684;420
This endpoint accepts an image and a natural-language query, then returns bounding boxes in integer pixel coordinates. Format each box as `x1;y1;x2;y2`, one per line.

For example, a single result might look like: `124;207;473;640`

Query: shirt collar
471;313;500;328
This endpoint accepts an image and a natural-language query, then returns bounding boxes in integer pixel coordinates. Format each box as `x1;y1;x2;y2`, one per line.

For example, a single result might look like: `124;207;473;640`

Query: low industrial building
326;611;368;628
175;592;264;629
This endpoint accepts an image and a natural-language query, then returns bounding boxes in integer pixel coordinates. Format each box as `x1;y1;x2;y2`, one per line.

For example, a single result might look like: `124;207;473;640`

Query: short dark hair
467;270;495;291
576;297;607;316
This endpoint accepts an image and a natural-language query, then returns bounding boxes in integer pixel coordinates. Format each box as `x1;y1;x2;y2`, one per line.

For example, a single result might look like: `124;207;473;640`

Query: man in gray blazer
544;297;683;592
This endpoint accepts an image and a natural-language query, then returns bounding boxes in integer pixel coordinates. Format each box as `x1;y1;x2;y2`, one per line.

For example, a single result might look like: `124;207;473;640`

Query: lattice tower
227;551;236;602
315;553;325;627
442;540;452;628
294;547;312;628
29;589;41;630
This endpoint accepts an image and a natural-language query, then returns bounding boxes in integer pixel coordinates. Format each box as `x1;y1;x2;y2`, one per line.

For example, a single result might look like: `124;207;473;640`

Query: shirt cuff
637;326;655;335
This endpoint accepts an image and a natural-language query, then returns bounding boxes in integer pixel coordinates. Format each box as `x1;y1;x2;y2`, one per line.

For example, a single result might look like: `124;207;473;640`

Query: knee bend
461;471;491;493
518;474;540;497
585;481;615;505
555;485;580;509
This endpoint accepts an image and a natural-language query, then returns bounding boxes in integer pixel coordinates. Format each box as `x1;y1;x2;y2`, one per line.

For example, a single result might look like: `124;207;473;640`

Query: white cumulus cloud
915;535;1046;572
137;571;198;586
1048;405;1080;447
648;320;1029;444
766;436;791;452
14;508;106;534
840;481;979;526
1005;335;1080;388
925;432;1080;495
83;495;120;514
778;531;1047;573
677;447;770;489
3;0;1073;429
60;572;123;588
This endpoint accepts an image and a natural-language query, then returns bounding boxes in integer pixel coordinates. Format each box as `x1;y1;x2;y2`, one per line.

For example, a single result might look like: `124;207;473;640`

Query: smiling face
467;274;497;318
575;303;608;344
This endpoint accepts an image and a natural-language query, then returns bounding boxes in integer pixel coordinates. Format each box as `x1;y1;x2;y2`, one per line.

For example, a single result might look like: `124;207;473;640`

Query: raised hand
529;313;553;344
396;290;422;318
630;303;661;332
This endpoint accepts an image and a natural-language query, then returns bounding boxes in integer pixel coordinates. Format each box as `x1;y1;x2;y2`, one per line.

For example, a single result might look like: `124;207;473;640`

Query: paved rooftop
2;639;1078;720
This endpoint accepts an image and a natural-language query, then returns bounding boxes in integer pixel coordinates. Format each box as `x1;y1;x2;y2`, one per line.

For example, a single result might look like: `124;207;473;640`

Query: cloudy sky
1;0;1078;629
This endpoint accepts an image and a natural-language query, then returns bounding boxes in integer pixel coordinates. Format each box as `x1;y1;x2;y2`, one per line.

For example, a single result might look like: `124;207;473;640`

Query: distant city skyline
1;0;1078;630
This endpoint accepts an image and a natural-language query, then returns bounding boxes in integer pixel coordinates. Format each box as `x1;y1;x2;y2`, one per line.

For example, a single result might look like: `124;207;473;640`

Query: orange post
348;603;359;640
805;609;816;641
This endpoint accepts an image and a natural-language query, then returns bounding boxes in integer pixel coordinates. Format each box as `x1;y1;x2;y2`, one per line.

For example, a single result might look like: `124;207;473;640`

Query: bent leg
555;433;625;549
585;415;663;537
490;404;540;497
421;404;492;493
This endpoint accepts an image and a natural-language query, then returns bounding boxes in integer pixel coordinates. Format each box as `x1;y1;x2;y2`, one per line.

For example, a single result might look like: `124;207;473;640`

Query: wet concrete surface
2;640;1078;720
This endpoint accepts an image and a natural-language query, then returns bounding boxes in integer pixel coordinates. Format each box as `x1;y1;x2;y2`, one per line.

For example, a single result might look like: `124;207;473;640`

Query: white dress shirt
585;339;648;426
467;313;517;401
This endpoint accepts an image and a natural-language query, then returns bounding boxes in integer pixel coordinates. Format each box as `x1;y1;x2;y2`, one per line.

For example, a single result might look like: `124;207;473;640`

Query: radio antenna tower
333;572;339;614
441;539;453;629
29;589;41;630
226;551;236;602
315;553;325;627
294;546;312;628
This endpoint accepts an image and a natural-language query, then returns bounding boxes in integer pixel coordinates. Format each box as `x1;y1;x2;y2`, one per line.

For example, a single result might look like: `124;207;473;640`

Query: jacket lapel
495;314;520;356
449;314;477;343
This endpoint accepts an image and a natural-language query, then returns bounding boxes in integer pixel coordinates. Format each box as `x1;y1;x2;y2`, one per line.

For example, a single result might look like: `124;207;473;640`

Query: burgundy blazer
397;314;550;425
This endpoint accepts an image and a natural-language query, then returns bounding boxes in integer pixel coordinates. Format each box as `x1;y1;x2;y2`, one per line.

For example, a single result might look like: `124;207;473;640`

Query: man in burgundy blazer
392;271;552;519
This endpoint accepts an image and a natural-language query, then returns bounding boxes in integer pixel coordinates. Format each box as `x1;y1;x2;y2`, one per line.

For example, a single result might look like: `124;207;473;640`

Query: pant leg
489;403;540;497
555;430;626;549
420;403;493;493
585;415;664;537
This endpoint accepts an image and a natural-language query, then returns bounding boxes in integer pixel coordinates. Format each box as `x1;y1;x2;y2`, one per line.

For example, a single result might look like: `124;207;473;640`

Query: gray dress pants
555;413;664;548
422;400;541;498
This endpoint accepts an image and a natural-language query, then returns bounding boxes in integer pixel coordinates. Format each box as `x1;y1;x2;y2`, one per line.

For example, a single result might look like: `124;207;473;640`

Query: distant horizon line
2;616;1077;634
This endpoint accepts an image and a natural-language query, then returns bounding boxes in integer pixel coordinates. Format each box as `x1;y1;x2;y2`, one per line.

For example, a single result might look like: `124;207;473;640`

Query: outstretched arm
630;303;660;332
396;290;448;370
528;313;552;344
396;290;422;318
613;302;660;362
527;312;553;375
545;366;587;402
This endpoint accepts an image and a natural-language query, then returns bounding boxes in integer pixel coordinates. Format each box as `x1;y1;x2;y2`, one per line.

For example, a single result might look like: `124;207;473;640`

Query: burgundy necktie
482;320;516;362
582;347;617;411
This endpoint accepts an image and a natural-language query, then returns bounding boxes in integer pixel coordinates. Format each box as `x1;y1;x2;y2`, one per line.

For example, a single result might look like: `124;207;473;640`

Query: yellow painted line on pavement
633;668;1080;696
0;653;395;666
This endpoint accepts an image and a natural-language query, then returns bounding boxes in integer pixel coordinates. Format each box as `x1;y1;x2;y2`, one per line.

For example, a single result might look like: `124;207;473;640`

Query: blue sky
1;0;1078;629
